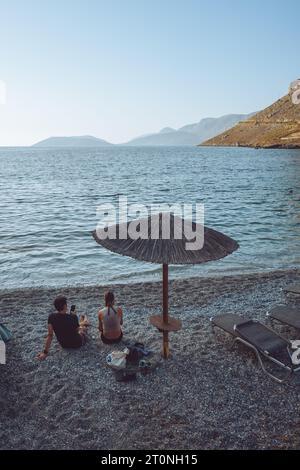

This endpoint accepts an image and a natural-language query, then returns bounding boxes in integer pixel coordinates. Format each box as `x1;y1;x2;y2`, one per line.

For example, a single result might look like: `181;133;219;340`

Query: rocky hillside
201;92;300;148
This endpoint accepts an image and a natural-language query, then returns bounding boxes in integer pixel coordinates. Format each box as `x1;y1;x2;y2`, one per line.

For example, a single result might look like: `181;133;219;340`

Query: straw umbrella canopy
92;212;239;358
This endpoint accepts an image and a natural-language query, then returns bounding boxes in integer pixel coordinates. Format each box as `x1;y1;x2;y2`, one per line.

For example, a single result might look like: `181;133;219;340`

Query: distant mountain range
124;113;254;146
32;113;255;148
202;88;300;148
33;135;112;147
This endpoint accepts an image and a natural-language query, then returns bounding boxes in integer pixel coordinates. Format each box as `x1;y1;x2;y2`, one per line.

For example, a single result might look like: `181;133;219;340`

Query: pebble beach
1;268;300;450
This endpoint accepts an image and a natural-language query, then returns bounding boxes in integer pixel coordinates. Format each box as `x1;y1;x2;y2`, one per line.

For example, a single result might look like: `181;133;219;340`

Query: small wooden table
149;315;182;358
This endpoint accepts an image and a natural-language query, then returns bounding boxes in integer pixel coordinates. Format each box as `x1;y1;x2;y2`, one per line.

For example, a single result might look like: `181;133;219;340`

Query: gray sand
1;268;300;450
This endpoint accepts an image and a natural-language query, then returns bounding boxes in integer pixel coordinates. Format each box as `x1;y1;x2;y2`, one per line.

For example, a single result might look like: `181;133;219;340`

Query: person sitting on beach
37;295;89;360
98;291;123;344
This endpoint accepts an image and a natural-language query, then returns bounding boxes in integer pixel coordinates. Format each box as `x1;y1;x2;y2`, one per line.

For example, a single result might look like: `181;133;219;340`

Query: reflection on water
0;146;299;288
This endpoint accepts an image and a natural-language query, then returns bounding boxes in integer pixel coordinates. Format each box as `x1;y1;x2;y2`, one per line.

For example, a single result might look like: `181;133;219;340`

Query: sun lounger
210;313;251;335
211;314;300;383
284;283;300;296
267;305;300;330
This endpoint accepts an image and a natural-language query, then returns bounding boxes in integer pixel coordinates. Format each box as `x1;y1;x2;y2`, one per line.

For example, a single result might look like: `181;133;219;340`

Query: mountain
31;112;257;148
159;127;176;134
33;135;112;147
125;113;254;146
125;130;200;146
201;90;300;148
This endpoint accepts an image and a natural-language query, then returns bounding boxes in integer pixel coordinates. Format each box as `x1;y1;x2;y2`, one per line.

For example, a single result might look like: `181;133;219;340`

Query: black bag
126;342;145;365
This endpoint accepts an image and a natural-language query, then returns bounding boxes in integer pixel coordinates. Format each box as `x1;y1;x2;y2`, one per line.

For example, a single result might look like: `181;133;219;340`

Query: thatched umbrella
92;213;239;358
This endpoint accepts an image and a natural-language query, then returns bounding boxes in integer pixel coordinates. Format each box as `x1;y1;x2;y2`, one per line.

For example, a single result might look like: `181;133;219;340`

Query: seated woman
98;291;123;344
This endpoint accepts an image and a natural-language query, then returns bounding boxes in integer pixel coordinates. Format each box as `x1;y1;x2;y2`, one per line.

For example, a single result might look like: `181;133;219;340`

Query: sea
0;146;299;289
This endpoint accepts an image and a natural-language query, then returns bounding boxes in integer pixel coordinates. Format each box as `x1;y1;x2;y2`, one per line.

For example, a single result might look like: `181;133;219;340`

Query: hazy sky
0;0;299;146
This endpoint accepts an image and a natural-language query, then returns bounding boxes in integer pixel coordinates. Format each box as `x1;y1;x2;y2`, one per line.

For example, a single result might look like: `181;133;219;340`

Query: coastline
1;266;299;297
1;267;300;450
200;143;300;149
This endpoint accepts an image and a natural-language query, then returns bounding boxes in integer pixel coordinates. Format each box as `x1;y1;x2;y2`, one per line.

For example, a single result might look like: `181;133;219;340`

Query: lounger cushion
285;283;300;295
235;321;288;355
211;314;251;336
269;305;300;329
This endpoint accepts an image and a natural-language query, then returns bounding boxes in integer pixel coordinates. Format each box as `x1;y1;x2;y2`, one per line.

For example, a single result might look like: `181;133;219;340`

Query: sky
0;0;299;146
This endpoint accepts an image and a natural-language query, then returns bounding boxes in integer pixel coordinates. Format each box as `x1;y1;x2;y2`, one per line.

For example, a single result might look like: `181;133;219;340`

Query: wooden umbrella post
150;263;181;359
162;263;169;359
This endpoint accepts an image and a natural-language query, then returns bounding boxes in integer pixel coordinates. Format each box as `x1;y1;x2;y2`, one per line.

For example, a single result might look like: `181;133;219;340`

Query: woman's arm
118;307;123;326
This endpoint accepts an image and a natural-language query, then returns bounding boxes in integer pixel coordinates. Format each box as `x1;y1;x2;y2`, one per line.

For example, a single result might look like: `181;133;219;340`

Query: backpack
126;342;147;365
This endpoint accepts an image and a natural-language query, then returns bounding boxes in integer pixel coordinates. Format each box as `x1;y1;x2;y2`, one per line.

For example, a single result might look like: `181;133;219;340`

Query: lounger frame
211;317;300;384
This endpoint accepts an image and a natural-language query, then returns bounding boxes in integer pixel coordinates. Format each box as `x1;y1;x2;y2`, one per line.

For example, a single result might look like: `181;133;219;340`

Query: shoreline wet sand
1;268;300;450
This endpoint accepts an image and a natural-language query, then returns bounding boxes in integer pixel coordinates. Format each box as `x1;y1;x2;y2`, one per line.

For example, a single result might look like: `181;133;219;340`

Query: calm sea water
0;146;299;289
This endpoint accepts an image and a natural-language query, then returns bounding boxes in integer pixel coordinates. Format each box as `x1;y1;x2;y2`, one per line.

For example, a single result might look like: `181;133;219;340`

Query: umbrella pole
162;263;169;359
150;264;181;359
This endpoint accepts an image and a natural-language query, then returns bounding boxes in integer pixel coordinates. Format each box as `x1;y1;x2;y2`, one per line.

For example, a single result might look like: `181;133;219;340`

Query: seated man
37;295;88;360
